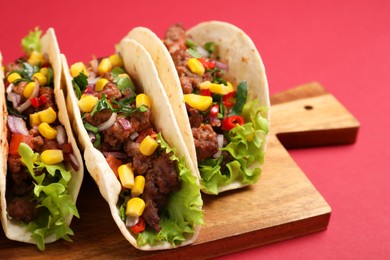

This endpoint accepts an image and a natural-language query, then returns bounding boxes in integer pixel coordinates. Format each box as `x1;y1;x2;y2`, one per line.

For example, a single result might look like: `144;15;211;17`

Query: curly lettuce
21;27;42;54
18;143;79;251
135;134;203;247
199;99;269;194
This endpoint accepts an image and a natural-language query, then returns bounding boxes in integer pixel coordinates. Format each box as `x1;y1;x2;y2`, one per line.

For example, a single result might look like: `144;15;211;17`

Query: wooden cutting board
0;82;359;259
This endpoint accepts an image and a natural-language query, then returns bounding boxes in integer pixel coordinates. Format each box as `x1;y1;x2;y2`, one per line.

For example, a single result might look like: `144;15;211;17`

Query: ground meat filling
165;24;220;161
192;124;219;162
84;76;180;233
4;62;76;223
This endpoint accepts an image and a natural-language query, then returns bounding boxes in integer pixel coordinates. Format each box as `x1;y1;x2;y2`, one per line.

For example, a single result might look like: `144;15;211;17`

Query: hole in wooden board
304;105;313;110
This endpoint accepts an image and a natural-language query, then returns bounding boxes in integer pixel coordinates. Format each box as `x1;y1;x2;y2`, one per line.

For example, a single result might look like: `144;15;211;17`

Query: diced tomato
105;154;123;178
9;134;33;155
209;104;219;117
200;89;211;96
30;97;41;108
40;94;47;104
221;115;245;131
198;58;216;69
131;217;146;234
223;91;236;107
62;143;73;154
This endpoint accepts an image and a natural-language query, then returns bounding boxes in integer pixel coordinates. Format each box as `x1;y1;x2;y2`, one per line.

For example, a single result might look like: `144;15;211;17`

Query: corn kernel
109;53;123;67
136;94;151;108
126;198;145;217
28;51;45;66
38;123;57;139
40;150;64;165
139;135;159;156
131;175;145;196
38;107;57;124
29;113;41;127
40;67;49;77
70;62;88;77
97;58;112;75
95;78;109;92
118;164;134;189
7;72;21;83
78;95;98;112
209;82;234;95
23;82;36;98
33;72;47;86
199;81;212;90
187;58;205;76
184;94;213;111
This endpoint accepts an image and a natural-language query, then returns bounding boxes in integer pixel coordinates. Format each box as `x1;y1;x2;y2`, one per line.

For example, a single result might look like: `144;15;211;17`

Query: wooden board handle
270;82;360;148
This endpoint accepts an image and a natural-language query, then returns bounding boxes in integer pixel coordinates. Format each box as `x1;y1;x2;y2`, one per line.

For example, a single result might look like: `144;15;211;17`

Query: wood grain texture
0;82;359;259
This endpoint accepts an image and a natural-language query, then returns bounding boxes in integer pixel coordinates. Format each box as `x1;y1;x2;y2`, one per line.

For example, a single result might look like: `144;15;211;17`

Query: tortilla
126;21;270;194
61;38;202;250
0;29;83;248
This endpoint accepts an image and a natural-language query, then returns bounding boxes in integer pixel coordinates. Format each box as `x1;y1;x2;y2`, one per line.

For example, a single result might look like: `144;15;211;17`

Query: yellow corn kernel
28;51;45;65
97;58;112;75
136;93;151;108
7;72;21;83
199;81;212;90
70;62;88;77
40;150;64;165
38;107;57;124
33;72;47;86
139;135;158;156
118;164;134;189
109;53;123;67
40;67;49;77
183;94;213;111
95;78;109;92
29;113;41;127
38;123;57;139
187;58;205;76
131;175;145;196
126;198;145;217
23;81;36;98
209;82;234;95
78;95;98;112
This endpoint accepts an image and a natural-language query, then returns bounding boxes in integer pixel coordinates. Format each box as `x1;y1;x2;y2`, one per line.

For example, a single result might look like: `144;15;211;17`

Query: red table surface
1;0;389;259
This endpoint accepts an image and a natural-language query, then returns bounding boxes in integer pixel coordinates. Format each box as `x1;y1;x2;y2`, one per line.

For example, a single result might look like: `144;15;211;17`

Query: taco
125;21;270;195
0;28;83;250
61;38;203;250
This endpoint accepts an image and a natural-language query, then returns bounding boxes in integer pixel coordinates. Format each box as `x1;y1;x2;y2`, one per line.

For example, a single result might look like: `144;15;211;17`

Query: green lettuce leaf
21;27;42;54
199;99;269;194
18;143;79;251
135;134;203;247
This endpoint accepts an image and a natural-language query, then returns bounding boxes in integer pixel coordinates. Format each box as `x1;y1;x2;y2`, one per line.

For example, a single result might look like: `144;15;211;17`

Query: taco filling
69;54;202;246
164;24;269;194
3;28;80;250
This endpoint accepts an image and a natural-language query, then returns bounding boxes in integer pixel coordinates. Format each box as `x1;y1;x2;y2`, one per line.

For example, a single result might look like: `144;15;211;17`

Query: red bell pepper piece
131;217;146;234
200;89;211;96
222;115;245;131
223;91;236;107
30;97;41;108
198;58;216;69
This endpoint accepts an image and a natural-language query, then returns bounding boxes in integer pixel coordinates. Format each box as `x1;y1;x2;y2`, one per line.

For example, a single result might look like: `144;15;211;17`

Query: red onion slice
8;116;29;135
87;76;100;86
16;78;40;113
88;132;96;143
215;61;228;71
213;134;224;158
56;125;66;145
129;132;139;140
118;117;131;130
126;216;139;228
196;46;209;57
6;83;14;93
89;58;99;75
7;92;21;109
97;112;117;131
69;153;80;171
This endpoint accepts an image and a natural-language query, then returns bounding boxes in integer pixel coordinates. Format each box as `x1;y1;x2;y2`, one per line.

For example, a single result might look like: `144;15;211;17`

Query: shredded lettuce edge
134;134;203;247
199;99;269;195
17;143;79;251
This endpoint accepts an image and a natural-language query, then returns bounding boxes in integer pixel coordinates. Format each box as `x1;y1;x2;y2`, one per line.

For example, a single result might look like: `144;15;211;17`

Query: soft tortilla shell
0;28;83;245
127;21;270;194
62;39;201;250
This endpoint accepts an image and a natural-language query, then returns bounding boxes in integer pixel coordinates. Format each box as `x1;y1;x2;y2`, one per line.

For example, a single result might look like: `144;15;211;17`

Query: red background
1;0;389;259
